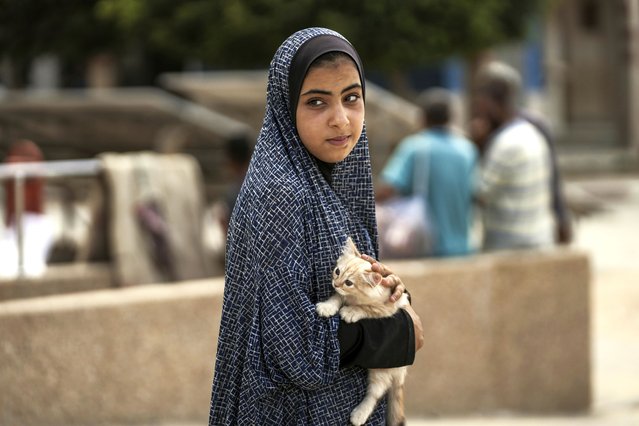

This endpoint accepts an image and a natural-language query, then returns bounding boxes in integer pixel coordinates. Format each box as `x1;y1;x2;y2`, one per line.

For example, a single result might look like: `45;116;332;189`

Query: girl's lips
327;135;350;145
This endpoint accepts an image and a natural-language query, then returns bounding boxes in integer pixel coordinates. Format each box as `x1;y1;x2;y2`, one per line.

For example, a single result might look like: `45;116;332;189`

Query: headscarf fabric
288;34;366;126
209;28;383;425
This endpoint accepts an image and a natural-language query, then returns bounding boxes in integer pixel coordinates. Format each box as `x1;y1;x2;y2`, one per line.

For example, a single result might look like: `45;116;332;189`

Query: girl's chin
317;145;356;163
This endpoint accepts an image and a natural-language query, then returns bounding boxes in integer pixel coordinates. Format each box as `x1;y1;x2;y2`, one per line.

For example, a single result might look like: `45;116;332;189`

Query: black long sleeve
338;309;415;369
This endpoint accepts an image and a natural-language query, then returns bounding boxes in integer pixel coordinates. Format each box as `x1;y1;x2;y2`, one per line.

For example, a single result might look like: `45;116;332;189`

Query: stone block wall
399;249;591;416
0;262;113;302
0;280;222;426
0;249;590;425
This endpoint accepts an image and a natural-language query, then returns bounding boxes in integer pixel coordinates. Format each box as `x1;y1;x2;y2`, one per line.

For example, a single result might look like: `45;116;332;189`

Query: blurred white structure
0;159;101;278
0;213;54;278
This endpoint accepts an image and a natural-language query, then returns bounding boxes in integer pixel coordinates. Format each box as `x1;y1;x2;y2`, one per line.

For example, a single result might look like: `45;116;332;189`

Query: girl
209;27;423;425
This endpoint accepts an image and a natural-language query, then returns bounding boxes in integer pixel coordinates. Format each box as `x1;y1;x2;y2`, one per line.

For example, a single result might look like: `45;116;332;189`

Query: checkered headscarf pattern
209;28;385;425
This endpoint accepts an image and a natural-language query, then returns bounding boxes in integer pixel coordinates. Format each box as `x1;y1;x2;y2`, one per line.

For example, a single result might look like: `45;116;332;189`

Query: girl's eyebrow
341;83;362;94
300;83;362;97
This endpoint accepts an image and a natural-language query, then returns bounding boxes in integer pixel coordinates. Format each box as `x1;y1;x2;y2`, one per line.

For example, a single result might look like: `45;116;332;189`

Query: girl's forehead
300;61;361;90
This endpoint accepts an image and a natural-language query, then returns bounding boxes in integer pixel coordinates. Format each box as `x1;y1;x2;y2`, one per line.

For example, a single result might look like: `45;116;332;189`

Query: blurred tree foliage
0;0;548;83
0;0;122;85
95;0;547;69
0;0;120;60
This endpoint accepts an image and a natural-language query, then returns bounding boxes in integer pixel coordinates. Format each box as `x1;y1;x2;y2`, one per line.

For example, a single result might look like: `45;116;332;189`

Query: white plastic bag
376;194;432;259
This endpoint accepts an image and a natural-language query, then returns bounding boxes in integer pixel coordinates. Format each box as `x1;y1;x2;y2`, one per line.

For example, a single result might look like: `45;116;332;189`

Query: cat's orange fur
316;237;409;426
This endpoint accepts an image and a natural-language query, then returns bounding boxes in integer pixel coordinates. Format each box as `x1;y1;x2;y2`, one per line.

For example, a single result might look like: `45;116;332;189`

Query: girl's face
295;59;364;164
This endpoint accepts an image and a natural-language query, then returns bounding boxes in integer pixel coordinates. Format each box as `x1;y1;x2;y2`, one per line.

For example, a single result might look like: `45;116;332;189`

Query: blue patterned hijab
209;28;384;425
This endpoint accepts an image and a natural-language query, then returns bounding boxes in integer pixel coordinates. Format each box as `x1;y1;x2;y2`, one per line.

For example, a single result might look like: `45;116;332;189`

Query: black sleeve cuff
337;309;415;369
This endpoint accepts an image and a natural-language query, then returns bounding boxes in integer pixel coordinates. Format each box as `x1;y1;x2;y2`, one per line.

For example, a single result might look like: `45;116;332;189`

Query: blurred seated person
0;140;55;277
204;134;253;269
221;134;253;232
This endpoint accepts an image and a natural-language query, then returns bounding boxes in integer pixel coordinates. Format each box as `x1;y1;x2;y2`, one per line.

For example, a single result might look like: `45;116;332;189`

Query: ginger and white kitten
316;237;409;426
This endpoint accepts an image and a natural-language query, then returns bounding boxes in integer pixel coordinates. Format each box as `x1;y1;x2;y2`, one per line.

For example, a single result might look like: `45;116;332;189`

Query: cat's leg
386;367;408;426
396;292;410;309
350;369;393;426
316;294;342;317
339;305;367;323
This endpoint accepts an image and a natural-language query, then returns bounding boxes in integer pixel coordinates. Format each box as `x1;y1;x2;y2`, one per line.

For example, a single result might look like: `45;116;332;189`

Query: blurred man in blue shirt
378;88;478;257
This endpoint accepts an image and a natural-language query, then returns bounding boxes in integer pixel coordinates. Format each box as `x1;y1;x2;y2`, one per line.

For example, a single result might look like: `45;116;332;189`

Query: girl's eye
334;268;340;276
307;98;325;107
344;93;360;103
344;280;353;287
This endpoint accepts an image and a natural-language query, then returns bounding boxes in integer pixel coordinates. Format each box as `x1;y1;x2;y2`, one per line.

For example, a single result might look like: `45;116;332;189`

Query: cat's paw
316;301;339;317
349;405;371;426
339;306;365;323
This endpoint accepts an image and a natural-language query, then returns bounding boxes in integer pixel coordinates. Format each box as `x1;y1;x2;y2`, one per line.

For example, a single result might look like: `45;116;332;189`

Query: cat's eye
334;268;340;276
345;280;353;287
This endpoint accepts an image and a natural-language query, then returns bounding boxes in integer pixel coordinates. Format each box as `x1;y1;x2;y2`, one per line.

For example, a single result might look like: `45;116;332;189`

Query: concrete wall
0;249;590;425
0;263;113;302
0;280;222;426
397;249;591;416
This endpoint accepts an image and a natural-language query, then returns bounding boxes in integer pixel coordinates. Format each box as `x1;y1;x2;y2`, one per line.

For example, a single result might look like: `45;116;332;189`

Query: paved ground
410;175;639;425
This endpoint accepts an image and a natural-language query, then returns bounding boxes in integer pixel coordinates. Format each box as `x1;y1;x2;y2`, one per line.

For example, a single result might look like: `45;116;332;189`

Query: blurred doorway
553;0;629;149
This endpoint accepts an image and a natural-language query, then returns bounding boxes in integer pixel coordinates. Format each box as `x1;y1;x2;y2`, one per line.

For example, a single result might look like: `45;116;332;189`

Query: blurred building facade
545;0;639;158
497;0;639;171
411;0;639;172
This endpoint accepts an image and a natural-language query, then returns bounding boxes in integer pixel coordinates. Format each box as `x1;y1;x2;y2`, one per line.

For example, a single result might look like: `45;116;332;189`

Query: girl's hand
360;254;405;302
361;253;424;353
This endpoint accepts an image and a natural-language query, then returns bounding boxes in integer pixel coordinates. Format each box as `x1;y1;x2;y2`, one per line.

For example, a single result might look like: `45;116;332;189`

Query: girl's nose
329;105;348;128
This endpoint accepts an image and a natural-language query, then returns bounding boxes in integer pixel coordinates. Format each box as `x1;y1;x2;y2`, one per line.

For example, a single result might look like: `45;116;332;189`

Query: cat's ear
343;237;361;257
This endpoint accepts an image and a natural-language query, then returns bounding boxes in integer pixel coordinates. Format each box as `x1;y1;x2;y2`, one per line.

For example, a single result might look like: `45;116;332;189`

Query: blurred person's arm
476;136;512;204
377;137;416;201
375;182;398;203
468;117;492;155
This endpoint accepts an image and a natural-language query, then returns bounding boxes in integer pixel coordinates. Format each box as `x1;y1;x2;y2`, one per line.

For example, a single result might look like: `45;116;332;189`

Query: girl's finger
360;253;376;264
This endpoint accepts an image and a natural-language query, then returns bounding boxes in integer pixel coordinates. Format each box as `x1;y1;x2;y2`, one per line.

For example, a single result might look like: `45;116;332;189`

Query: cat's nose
332;280;340;288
